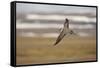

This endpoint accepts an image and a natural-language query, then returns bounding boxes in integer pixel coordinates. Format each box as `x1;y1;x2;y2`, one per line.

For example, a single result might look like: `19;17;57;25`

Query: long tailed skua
54;18;76;46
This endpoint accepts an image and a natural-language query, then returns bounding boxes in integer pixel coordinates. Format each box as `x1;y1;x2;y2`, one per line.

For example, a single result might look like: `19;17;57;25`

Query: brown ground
16;36;96;65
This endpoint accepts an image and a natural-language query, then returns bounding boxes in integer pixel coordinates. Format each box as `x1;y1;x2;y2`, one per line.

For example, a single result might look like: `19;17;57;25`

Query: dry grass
16;36;96;65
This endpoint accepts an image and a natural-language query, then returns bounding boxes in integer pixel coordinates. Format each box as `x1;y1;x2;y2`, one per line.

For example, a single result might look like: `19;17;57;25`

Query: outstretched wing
64;18;69;28
54;29;66;46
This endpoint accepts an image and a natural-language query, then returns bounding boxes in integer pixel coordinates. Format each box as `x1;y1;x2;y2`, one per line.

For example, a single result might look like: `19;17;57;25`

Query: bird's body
54;18;76;46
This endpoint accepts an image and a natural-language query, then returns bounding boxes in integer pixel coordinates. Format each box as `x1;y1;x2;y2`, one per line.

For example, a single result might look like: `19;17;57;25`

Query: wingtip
53;43;57;46
65;18;69;22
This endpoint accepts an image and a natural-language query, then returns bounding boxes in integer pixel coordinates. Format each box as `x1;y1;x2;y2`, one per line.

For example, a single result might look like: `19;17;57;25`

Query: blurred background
16;3;96;38
16;3;96;65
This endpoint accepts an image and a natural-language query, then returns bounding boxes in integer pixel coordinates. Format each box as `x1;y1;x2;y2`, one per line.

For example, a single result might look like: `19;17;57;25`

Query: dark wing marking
54;29;66;46
64;19;69;28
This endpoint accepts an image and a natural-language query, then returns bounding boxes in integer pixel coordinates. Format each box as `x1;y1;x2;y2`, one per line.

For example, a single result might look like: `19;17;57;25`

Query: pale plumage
54;18;76;46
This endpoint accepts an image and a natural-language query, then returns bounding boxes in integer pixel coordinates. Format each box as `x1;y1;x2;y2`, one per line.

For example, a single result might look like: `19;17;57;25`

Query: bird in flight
54;18;76;46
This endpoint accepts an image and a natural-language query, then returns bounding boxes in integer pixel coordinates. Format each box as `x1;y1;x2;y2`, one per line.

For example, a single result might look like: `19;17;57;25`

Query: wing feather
64;18;69;28
54;29;66;46
64;21;69;28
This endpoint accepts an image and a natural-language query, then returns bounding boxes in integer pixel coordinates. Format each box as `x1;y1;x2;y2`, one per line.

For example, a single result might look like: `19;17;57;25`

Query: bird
54;18;76;46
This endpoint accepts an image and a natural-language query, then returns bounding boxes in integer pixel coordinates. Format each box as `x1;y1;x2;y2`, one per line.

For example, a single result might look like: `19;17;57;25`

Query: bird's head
70;30;76;35
70;30;74;34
